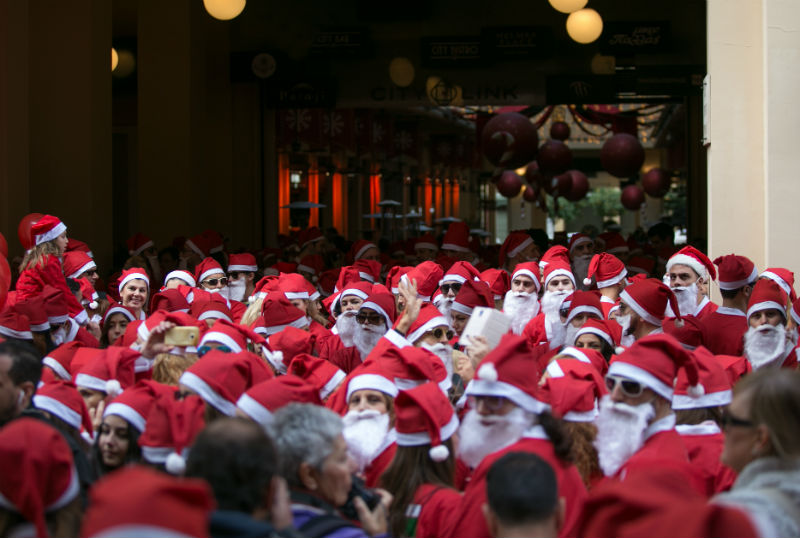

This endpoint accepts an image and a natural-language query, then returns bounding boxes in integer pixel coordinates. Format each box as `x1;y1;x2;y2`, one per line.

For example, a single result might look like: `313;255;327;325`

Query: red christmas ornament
18;213;44;251
496;171;524;198
0;232;7;259
564;170;589;202
601;133;645;178
481;113;539;169
550;121;571;141
641;167;671;198
523;184;539;203
620;185;646;210
554;173;573;198
524;161;542;186
0;254;10;310
537;140;572;176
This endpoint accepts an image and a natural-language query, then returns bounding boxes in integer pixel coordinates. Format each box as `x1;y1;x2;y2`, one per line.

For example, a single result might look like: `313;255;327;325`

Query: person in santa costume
665;246;719;319
701;254;758;356
616;278;679;348
446;334;587;538
522;261;576;349
437;261;481;320
582;253;627;319
568;233;594;290
498;231;539;273
742;279;797;370
503;261;542;335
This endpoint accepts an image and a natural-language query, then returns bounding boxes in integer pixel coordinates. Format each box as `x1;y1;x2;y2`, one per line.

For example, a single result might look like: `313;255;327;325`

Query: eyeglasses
605;375;644;398
202;277;228;287
228;272;241;280
356;313;385;326
440;283;462;295
197;345;232;357
720;410;755;430
467;395;508;413
426;327;455;341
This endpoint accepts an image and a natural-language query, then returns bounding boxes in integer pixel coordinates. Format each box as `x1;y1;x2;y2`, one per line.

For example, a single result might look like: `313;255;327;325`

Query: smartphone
164;326;199;347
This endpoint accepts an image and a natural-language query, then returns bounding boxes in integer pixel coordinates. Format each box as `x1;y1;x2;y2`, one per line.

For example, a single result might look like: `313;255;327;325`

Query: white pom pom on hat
688;383;706;398
165;451;186;475
89;300;99;310
583;277;592;286
477;363;498;383
429;444;449;462
105;379;122;397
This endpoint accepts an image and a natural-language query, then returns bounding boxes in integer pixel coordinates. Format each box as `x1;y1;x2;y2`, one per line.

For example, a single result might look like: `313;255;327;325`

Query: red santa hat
716;354;752;387
511;262;542;293
256;294;308;336
0;311;32;340
278;273;311;300
118;267;150;294
441;222;472;253
330;281;373;314
104;380;177;434
150;289;191;314
190;300;232;323
298;254;324;277
541;359;606;422
401;261;445;302
480;268;511;301
441;261;481;286
626;255;656;277
543;261;576;289
713;254;758;290
584;253;627;288
414;234;439;252
0;418;79;538
69;347;102;377
33;380;93;434
452;279;495;317
127;233;154;257
81;466;214;538
760;267;797;302
14;295;49;332
498;231;534;267
31;214;67;246
619;278;679;327
353;259;382;284
288;353;347;400
557;346;609;376
199;318;266;353
265;326;314;373
666;246;717;280
236;375;322;428
200;229;225;255
405;304;450;344
42;342;83;382
466;333;550;414
75;278;99;311
395;382;459;462
374;345;451;393
75;347;139;398
66;238;92;257
63;250;97;280
139;393;206;474
608;333;704;401
179;349;272;417
335;266;368;293
574;319;616;350
299;226;324;249
746;278;788;321
568;233;593;254
194;258;224;285
346;359;398;401
348;239;377;262
227;252;258;273
672;347;732;410
539;245;571;271
41;286;70;326
565;291;604;325
318;268;340;296
662;316;705;350
601;232;629;256
359;288;396;326
386;265;413;294
103;305;137;327
163;269;197;288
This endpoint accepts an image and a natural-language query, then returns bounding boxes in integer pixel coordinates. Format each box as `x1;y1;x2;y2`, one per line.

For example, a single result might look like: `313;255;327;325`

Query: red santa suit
363;430;397;488
17;255;88;324
701;306;747;356
600;296;617;319
406;483;461;538
445;426;587;538
676;421;737;495
694;296;718;320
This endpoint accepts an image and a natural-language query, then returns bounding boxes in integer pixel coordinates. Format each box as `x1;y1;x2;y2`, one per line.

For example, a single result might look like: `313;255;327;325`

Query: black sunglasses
356;313;384;326
440;283;462;295
605;375;644;398
427;327;455;341
203;277;228;287
720;410;755;430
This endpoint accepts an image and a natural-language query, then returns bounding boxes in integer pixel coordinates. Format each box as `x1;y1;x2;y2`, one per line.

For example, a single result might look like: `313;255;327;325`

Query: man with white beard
665;246;719;320
523;262;576;349
437;261;481;320
330;282;372;346
353;291;396;360
568;234;594;291
615;278;678;349
582;253;627;318
503;262;542;335
561;291;604;351
594;334;704;489
743;279;798;370
446;334;587;538
226;253;258;303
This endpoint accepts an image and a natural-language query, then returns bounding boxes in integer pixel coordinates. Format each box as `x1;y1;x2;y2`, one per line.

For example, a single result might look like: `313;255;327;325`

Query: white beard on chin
353;324;387;360
421;342;454;379
342;409;391;472
744;324;788;369
334;311;359;347
503;290;541;335
572;255;592;289
668;281;700;317
227;279;247;302
457;407;534;468
594;395;655;477
541;291;570;349
563;322;580;347
437;298;454;319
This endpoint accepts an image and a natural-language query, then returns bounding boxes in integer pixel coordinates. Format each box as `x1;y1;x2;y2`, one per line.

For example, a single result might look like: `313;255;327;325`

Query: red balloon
601;133;645;178
554;173;573;198
537;140;572;176
642;167;671;198
550;121;571;141
481;113;539;169
0;232;7;259
18;213;44;251
524;161;542;186
621;185;646;210
0;254;9;310
522;184;539;203
496;171;524;198
564;170;589;202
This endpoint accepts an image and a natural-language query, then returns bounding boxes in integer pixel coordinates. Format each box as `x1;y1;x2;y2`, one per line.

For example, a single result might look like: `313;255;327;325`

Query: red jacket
17;255;88;324
676;422;737;495
701;307;747;356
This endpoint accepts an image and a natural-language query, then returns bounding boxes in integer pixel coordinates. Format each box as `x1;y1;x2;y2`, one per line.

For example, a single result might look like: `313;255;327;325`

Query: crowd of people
1;214;800;538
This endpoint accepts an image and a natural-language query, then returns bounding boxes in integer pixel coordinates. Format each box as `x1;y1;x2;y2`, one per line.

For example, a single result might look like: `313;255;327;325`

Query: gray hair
269;403;343;488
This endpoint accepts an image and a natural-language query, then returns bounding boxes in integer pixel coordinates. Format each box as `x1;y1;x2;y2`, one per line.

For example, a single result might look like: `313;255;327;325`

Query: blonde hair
152;353;198;385
20;241;61;271
239;297;264;327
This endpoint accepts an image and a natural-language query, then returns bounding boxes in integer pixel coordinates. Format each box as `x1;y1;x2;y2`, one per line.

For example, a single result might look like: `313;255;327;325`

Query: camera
339;475;381;521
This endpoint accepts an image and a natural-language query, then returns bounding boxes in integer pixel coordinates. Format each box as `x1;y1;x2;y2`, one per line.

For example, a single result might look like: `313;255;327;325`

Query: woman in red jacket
16;215;88;325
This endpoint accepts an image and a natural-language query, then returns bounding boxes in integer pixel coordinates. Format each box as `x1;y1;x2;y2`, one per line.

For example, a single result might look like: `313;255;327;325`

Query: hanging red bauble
537;139;572;176
481;113;539;169
620;185;646;210
524;161;542;186
554;173;573;198
641;167;671;198
564;170;589;202
600;133;645;178
523;184;539;202
496;170;524;198
0;232;7;259
18;213;44;251
550;121;571;141
0;254;10;311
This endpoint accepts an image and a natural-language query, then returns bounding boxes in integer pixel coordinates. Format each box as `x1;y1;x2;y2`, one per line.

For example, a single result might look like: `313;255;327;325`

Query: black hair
91;418;141;477
647;222;673;243
185;417;277;514
486;451;559;525
0;340;42;387
720;280;756;301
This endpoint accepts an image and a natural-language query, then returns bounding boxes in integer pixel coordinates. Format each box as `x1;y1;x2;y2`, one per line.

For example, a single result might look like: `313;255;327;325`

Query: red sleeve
415;487;462;538
18;256;88;323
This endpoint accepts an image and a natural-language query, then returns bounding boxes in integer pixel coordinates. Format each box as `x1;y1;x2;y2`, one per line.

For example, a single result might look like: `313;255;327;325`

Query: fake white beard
564;322;580;347
541;290;570;318
437;298;454;319
457;407;534;469
669;281;700;317
503;290;541;335
421;342;454;379
51;326;67;346
615;314;635;348
228;279;247;302
572;255;593;289
342;409;391;472
744;324;788;370
334;311;358;347
208;286;231;301
353;323;387;360
594;395;655;477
